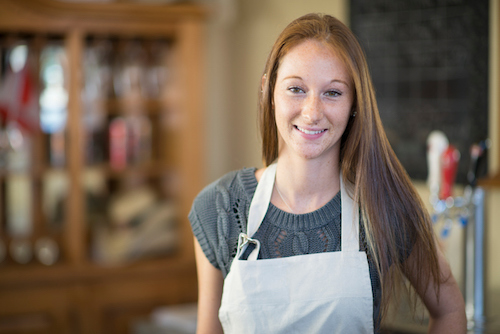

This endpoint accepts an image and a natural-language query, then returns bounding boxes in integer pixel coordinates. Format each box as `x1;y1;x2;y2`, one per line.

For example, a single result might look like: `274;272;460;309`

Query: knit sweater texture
189;167;382;332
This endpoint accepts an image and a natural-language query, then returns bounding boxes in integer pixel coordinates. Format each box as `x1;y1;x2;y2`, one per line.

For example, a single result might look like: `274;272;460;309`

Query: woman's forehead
276;39;352;84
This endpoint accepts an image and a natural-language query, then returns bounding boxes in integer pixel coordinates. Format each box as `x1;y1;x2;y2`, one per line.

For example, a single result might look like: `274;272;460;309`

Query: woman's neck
273;154;341;214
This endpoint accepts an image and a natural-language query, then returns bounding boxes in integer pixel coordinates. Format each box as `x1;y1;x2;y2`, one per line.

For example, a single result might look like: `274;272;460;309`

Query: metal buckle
237;233;261;260
238;233;257;250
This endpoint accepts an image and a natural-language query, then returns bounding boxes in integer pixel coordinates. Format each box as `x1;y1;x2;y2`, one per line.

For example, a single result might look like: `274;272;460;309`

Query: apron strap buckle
238;233;257;250
237;233;261;260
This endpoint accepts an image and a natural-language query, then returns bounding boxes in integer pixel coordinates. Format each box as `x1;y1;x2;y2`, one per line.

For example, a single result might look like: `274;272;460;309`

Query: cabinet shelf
478;172;500;188
106;99;165;116
87;162;172;179
0;166;66;178
0;255;196;287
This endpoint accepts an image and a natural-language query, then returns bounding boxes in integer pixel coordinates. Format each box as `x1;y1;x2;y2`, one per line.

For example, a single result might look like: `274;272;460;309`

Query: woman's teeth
296;126;326;135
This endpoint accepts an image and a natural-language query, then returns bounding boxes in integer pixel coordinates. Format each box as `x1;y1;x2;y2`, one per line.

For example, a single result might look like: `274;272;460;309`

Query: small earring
352;111;357;117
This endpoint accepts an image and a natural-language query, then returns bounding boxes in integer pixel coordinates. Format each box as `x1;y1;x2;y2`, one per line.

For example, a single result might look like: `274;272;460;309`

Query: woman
189;13;466;333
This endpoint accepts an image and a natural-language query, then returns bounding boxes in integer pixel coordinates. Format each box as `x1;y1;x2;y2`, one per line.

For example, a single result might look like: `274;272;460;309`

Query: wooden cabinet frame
0;1;206;332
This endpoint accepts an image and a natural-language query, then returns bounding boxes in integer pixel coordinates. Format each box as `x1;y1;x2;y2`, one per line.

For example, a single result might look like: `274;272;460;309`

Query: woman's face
273;39;354;162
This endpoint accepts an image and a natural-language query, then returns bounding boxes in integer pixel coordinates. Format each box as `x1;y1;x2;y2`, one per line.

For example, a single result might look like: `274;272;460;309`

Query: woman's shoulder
190;167;257;215
197;167;256;197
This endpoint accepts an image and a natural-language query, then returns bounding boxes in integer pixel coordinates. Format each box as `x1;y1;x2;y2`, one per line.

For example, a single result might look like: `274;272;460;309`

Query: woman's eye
325;90;341;97
288;86;304;93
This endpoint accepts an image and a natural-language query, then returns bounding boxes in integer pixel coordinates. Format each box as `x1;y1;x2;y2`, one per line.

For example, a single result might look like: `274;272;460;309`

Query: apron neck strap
247;163;277;238
247;163;360;252
340;175;360;252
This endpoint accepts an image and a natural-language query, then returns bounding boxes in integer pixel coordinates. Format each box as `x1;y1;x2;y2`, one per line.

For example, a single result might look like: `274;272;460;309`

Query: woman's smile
294;125;327;135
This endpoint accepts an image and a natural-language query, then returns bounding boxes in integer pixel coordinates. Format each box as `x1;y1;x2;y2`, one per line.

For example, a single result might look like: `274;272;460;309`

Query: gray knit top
189;167;382;332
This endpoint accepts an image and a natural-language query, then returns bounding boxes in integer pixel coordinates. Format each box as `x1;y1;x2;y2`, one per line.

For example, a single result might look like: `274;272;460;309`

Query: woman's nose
302;95;323;123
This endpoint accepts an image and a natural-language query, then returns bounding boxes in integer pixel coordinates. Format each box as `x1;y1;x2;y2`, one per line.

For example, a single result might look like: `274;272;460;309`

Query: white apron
218;163;374;334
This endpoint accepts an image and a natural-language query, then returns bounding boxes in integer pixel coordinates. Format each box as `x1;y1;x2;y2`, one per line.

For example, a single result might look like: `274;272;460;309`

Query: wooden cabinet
0;1;205;332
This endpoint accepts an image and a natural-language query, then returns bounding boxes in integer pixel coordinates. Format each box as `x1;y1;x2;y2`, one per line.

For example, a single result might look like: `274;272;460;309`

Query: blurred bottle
113;40;146;117
140;40;169;99
83;40;110;165
440;145;460;199
426;130;448;202
467;140;490;187
5;122;33;264
0;42;38;264
39;44;68;168
109;117;128;170
127;115;152;165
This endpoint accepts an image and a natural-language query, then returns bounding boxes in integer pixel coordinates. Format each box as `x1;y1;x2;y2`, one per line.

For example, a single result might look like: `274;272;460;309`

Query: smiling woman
189;13;466;334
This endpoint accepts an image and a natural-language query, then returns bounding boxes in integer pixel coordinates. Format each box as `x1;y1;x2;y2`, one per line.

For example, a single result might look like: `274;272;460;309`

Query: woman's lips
295;125;327;135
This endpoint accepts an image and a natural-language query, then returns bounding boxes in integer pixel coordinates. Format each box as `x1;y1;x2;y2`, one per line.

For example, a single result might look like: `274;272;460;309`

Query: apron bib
219;163;374;333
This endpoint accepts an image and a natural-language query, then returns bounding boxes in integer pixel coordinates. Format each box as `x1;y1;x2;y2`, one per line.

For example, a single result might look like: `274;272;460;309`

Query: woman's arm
194;237;224;334
406;246;467;334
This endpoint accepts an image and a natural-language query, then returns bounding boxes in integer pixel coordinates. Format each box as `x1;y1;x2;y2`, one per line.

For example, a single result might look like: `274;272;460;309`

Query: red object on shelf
0;59;39;133
109;117;127;170
440;145;460;199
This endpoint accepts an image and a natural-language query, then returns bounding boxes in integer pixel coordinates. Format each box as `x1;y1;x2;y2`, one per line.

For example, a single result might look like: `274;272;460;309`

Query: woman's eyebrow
331;79;350;87
282;75;303;81
282;76;349;87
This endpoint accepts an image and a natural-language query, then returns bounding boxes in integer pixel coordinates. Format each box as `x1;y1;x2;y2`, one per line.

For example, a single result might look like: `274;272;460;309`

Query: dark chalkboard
350;0;489;184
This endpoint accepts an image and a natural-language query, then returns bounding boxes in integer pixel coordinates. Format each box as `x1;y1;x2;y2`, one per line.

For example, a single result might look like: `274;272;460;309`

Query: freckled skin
274;40;354;162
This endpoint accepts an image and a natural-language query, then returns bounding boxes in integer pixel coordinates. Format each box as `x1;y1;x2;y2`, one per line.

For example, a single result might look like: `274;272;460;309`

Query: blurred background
0;0;498;333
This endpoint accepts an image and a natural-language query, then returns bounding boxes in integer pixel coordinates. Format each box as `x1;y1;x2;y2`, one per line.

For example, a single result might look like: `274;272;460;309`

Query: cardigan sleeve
188;170;241;276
